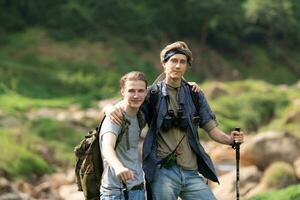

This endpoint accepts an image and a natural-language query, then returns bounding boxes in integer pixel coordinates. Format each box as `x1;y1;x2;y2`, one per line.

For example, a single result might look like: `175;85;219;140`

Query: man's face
163;54;187;80
121;80;147;109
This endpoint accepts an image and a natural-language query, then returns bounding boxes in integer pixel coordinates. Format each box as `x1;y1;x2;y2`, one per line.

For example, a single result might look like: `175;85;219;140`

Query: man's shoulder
100;117;121;136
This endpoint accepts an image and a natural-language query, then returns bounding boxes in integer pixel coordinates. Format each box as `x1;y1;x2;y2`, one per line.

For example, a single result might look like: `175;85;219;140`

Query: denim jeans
151;165;216;200
100;189;145;200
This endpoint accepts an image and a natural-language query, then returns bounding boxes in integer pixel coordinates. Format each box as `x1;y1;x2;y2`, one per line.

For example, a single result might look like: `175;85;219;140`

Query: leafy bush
29;118;85;166
211;91;289;132
0;129;51;178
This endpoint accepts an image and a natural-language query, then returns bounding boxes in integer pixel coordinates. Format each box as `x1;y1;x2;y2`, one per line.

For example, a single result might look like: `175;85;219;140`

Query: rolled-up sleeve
198;91;218;130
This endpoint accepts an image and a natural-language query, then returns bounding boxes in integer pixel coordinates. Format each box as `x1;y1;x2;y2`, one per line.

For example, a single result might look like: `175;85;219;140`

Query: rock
16;182;33;197
0;179;32;200
0;193;23;200
241;131;300;170
206;83;228;100
246;161;298;198
293;157;300;180
285;110;300;124
59;184;84;200
261;161;297;189
212;166;261;200
97;98;119;109
206;142;235;163
212;171;236;200
0;117;20;128
0;177;11;193
296;79;300;89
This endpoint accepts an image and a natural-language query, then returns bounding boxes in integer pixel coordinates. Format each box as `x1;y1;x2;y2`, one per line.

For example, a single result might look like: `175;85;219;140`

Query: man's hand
188;82;201;93
230;130;244;145
114;165;135;184
103;105;124;125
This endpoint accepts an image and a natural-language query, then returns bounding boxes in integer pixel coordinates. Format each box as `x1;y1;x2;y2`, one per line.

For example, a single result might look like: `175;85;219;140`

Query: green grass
226;46;299;85
208;80;289;133
246;184;300;200
0;128;52;178
0;117;86;179
28;118;87;167
0;28;160;104
0;90;73;113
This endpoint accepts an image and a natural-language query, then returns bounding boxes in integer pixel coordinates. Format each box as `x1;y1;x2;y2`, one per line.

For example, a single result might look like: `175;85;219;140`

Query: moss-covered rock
261;161;297;189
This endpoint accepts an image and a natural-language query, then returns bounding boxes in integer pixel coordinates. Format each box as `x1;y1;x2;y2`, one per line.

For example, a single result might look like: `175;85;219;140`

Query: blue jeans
151;165;216;200
100;189;145;200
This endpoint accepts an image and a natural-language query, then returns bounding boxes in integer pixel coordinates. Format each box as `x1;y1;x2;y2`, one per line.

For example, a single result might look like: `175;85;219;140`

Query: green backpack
74;112;145;200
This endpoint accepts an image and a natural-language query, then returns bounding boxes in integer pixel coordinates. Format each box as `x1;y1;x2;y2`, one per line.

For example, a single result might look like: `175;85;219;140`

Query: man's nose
175;62;181;69
133;92;139;98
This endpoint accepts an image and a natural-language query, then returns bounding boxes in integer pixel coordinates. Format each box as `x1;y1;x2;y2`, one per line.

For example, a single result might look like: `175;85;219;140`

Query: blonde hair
119;71;147;90
160;41;193;66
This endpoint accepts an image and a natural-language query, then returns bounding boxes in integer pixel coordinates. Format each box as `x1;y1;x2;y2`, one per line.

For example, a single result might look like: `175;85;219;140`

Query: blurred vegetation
261;162;297;189
1;0;300;50
0;0;299;189
246;184;300;200
0;128;52;178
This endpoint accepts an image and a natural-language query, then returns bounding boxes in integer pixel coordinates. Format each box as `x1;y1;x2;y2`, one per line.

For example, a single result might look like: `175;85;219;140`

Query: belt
130;182;144;191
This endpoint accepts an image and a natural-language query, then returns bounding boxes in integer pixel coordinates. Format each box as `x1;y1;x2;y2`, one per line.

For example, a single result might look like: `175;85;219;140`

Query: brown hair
120;71;148;90
160;41;193;66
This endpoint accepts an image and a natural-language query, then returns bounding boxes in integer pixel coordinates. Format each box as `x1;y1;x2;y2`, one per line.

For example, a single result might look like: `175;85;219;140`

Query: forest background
0;0;300;199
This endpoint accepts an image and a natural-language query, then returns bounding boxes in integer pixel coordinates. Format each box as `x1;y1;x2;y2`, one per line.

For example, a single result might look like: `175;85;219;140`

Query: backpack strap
115;115;130;150
114;111;145;151
137;110;145;132
190;87;200;116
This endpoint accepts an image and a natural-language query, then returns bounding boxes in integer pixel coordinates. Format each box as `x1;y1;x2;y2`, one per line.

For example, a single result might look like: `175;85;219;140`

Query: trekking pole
233;127;241;200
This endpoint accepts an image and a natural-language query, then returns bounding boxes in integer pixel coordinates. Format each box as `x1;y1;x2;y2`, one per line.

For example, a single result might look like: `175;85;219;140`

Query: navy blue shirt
141;80;219;183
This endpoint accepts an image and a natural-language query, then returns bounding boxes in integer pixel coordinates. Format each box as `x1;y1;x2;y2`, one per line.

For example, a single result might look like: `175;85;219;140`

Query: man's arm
103;105;124;125
101;132;134;183
208;127;244;145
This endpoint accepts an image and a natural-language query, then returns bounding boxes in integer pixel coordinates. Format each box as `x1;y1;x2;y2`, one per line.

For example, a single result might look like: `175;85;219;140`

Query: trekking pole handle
234;127;241;132
234;127;241;144
233;127;241;160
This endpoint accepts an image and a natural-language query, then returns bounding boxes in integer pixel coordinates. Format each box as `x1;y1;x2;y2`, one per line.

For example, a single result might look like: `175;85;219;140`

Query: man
100;71;147;200
107;41;244;200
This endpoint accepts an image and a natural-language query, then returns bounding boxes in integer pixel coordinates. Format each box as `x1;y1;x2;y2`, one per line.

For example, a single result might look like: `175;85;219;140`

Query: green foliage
0;128;51;178
2;0;300;51
28;118;84;166
0;29;159;109
0;91;72;113
243;0;300;48
210;81;289;132
246;184;300;200
30;118;82;147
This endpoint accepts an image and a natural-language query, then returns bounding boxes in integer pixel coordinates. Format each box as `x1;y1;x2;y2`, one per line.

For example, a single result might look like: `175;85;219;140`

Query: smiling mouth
131;100;142;103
